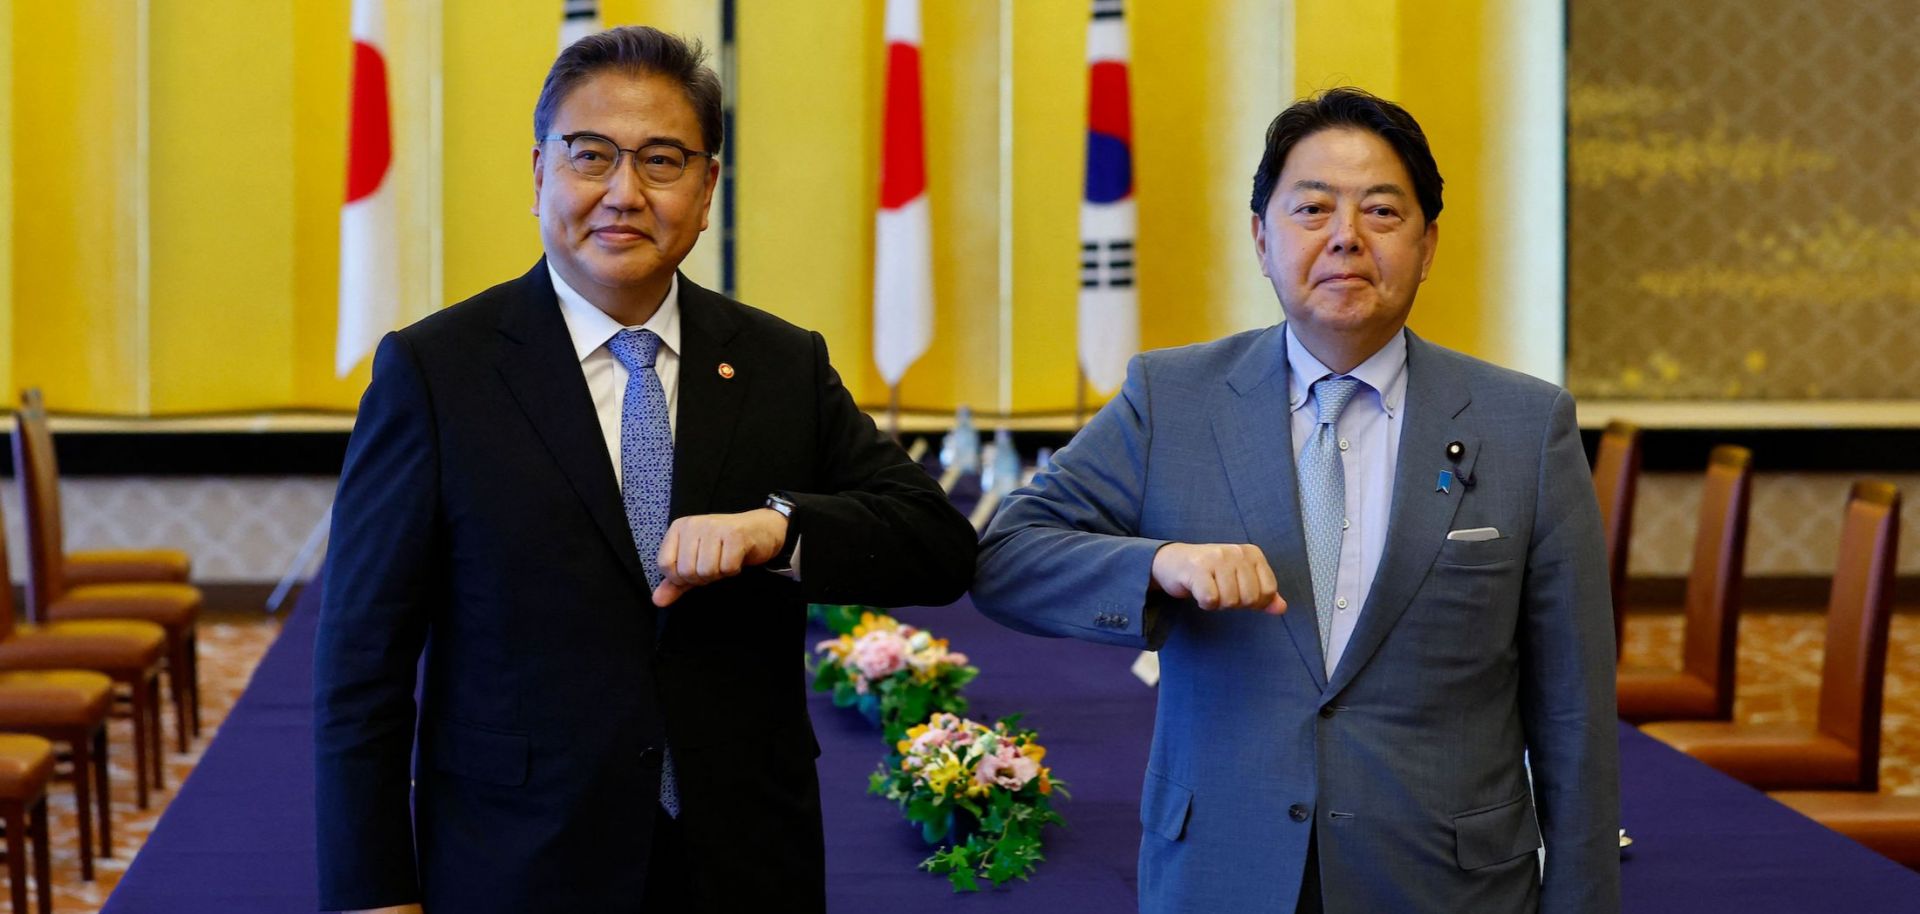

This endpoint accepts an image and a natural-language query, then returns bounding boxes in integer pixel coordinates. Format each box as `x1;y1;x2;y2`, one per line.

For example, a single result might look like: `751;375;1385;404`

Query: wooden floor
14;602;1915;912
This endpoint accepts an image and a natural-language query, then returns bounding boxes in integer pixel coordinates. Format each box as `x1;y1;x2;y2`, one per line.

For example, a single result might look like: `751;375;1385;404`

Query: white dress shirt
1287;326;1407;677
550;267;803;577
550;265;681;488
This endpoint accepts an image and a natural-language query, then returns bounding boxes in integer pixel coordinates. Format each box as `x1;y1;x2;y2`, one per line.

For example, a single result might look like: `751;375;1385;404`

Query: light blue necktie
1297;375;1361;658
606;328;680;818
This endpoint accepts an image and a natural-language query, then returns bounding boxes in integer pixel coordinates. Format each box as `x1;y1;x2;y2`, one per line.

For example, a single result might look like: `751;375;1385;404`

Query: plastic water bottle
950;406;980;475
985;428;1022;495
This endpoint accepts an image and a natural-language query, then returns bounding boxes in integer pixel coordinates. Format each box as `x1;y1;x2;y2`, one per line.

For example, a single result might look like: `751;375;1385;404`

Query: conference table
104;585;1920;911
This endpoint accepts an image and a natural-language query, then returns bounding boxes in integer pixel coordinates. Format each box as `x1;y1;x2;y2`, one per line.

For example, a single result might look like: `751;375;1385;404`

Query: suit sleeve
313;332;439;910
781;330;977;608
973;355;1175;649
1519;388;1621;913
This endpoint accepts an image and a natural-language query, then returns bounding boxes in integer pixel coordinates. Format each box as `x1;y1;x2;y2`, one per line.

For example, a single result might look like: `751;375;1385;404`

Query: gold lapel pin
717;362;736;379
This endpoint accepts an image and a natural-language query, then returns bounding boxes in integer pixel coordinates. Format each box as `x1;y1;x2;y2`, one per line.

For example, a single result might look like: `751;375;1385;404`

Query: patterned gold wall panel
1569;0;1920;399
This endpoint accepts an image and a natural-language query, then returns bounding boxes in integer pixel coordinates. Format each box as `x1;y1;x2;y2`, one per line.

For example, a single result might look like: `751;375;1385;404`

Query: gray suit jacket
975;326;1619;913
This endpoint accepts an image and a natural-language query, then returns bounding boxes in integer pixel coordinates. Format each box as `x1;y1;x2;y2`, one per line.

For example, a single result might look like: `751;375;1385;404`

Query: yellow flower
923;756;964;794
1020;743;1047;762
851;612;901;640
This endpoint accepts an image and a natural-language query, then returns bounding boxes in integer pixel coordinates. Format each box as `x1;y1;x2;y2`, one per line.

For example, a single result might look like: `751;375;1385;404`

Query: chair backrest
1815;481;1900;791
1679;445;1752;719
1591;420;1642;658
12;388;68;622
0;496;21;643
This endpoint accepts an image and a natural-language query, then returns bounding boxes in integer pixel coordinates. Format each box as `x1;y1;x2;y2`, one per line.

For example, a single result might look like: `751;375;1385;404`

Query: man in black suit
313;26;976;913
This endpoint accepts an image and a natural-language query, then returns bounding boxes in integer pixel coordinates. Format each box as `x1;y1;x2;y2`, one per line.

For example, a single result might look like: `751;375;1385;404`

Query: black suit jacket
313;261;976;913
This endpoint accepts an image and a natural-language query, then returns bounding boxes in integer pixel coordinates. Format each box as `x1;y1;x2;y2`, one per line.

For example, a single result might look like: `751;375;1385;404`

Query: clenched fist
1149;542;1287;614
651;508;790;607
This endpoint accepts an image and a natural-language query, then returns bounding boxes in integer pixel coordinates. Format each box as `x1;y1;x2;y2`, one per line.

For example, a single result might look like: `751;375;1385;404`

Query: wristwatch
765;492;799;569
764;492;796;518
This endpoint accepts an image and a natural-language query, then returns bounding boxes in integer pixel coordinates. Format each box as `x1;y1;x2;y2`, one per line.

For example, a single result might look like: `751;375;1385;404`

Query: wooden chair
0;504;167;810
1617;445;1751;723
1643;482;1899;791
14;390;203;752
1591;420;1641;660
16;389;193;587
0;672;114;880
0;734;54;914
1770;792;1920;870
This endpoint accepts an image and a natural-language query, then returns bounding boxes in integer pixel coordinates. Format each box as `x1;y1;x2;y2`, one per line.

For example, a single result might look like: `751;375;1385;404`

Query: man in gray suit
974;88;1618;913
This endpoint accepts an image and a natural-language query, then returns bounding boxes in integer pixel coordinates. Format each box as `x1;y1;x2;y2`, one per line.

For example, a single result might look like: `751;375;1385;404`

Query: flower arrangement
869;713;1069;892
809;612;979;744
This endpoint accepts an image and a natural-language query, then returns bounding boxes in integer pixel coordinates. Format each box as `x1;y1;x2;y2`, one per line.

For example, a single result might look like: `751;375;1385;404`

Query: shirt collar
548;264;682;364
1285;325;1407;418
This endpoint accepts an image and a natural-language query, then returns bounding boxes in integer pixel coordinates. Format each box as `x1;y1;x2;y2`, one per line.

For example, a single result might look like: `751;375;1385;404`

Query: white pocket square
1447;526;1501;542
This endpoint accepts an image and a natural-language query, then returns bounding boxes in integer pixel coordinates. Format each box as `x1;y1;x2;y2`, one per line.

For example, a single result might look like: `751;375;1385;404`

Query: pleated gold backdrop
4;0;1553;417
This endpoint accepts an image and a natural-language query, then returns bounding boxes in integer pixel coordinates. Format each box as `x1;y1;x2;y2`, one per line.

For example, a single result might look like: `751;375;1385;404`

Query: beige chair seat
0;735;54;798
0;671;113;728
0;670;116;880
1771;791;1920;869
50;582;202;628
64;548;191;587
1641;721;1861;790
0;620;167;671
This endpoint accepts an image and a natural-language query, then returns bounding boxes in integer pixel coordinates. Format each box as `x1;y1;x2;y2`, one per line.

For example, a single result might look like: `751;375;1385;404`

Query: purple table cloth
106;584;1920;912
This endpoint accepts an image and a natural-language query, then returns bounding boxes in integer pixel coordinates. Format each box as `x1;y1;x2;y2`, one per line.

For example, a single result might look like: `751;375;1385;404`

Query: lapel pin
1437;469;1454;494
1445;440;1476;487
717;362;736;380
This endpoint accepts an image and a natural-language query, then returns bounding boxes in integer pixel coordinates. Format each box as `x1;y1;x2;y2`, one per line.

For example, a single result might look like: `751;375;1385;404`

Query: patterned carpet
8;604;1913;910
1622;607;1920;796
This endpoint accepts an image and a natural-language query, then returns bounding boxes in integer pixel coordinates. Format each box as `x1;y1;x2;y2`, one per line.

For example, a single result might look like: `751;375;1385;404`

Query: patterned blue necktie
1297;375;1362;659
605;328;680;817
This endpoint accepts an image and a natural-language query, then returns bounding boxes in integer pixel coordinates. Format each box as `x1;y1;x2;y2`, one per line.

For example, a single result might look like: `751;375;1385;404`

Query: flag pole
888;383;902;441
1074;365;1087;428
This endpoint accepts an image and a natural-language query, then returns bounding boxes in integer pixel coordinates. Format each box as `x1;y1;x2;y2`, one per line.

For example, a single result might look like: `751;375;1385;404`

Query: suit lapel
669;276;747;518
1211;326;1326;690
493;259;654;596
1324;331;1477;697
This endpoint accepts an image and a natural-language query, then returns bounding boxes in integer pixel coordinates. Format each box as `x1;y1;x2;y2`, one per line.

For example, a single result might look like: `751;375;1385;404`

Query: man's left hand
651;508;789;606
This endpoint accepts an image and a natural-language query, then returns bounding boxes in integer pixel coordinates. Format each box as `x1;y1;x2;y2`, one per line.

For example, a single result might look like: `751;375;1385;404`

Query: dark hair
1249;87;1442;223
533;26;725;157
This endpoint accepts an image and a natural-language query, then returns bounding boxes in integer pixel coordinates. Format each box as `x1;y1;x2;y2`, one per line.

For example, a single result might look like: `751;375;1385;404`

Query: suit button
1289;804;1309;822
1319;705;1335;719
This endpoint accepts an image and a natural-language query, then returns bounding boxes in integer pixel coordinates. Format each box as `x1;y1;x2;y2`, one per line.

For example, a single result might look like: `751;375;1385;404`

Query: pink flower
910;728;950;754
849;629;908;680
973;743;1040;790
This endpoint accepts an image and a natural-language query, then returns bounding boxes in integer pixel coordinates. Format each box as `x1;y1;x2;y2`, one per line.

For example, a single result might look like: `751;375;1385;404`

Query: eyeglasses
542;132;715;186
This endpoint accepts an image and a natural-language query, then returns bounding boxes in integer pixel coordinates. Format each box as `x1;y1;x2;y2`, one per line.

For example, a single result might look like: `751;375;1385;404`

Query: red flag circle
878;42;926;210
345;40;393;204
